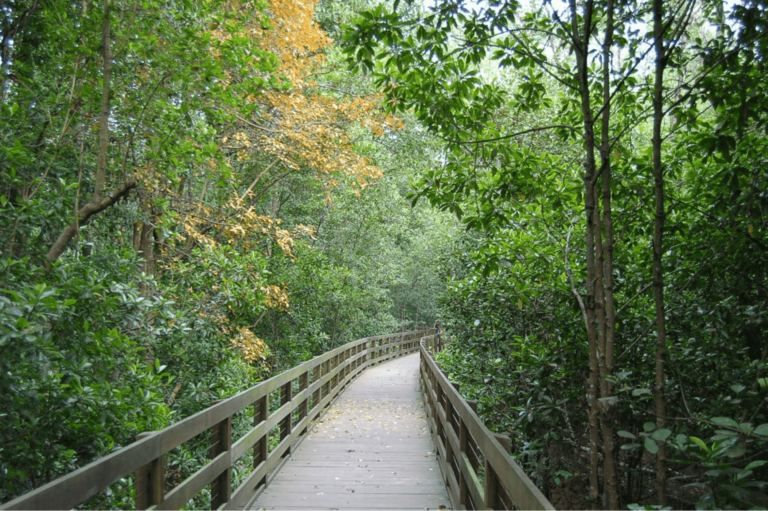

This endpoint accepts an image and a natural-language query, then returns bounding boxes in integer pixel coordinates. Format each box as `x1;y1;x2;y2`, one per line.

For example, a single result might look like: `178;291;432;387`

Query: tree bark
652;0;669;504
568;0;601;505
598;0;619;508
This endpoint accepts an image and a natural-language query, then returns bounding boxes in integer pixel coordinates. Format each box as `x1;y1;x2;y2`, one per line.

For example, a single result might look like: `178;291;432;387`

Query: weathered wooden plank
252;492;450;509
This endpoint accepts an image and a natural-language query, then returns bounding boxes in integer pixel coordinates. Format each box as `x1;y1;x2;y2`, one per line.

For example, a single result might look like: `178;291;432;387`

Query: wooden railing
420;334;554;510
1;329;432;511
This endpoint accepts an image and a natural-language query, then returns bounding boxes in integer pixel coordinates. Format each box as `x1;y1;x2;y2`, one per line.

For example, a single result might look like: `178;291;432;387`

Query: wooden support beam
134;432;164;510
210;411;232;509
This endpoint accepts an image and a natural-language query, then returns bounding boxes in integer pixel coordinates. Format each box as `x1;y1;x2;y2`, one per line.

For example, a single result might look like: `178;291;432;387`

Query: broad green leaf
618;430;636;440
652;429;672;442
644;437;659;454
711;417;739;429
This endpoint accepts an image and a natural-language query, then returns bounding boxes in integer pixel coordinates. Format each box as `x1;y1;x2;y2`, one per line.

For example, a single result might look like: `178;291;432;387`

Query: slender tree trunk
568;0;601;505
598;1;619;508
652;0;669;504
93;0;111;203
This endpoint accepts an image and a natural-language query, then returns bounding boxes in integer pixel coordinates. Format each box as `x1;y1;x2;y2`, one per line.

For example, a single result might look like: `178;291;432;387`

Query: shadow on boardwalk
250;353;450;510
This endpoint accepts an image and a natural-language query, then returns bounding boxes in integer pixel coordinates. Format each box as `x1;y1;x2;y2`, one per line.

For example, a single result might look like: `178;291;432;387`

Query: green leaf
644;437;659;454
618;430;637;439
690;436;708;452
746;460;767;471
711;417;739;429
652;428;672;442
724;444;746;458
754;424;768;436
632;388;651;396
643;422;656;432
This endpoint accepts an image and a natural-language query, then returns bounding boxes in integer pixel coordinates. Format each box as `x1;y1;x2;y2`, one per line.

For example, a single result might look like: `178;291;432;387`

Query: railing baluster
210;409;232;509
134;432;164;510
299;370;309;434
483;458;498;510
280;381;292;456
312;363;321;412
323;358;330;399
254;394;268;484
459;417;469;508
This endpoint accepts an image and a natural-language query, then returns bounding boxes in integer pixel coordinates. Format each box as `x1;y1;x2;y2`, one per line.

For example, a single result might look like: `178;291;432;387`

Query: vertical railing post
444;396;454;489
280;381;292;456
312;362;321;411
210;407;232;509
482;436;511;509
299;370;309;433
332;354;339;389
435;376;444;441
459;419;469;507
134;432;164;510
254;394;268;485
323;358;330;399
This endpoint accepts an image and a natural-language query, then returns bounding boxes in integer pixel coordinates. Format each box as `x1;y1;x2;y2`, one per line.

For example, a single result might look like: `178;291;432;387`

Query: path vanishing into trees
250;354;449;509
1;330;553;511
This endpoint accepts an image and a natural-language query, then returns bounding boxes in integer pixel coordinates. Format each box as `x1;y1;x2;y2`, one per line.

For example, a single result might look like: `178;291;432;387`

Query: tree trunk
652;0;669;504
568;0;601;505
598;0;619;508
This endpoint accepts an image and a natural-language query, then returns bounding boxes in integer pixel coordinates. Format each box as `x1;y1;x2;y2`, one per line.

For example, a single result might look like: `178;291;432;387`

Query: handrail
419;334;555;510
1;329;434;510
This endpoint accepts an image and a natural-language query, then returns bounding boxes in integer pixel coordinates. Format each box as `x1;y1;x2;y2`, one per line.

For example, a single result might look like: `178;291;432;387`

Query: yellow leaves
230;132;250;147
261;284;290;310
294;224;317;240
231;327;272;364
256;89;389;191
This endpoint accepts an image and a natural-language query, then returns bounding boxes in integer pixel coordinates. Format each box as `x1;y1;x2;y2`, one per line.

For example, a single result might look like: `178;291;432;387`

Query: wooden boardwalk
250;353;451;510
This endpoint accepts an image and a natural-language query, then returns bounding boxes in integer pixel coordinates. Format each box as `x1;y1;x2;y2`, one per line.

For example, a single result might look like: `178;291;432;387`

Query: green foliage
343;0;768;507
0;0;454;505
0;253;173;500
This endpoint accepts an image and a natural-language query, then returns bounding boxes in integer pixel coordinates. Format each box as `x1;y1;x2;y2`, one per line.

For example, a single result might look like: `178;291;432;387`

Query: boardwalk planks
250;354;450;510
